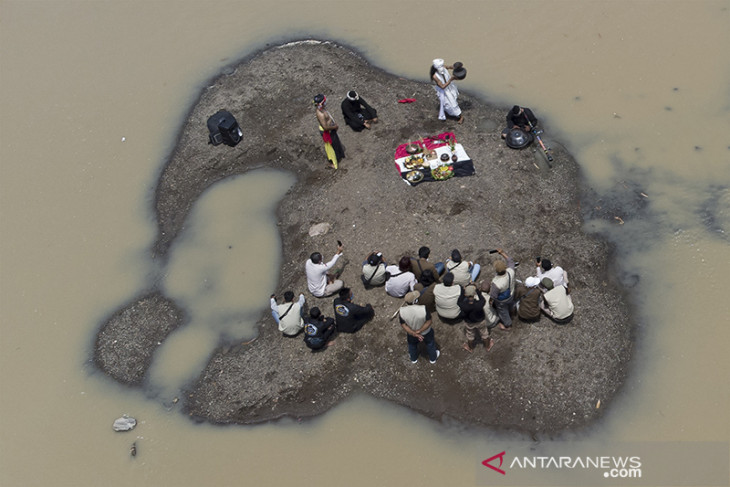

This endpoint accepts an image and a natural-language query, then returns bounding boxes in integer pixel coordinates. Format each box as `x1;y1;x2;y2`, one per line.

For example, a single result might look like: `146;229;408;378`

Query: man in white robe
431;58;463;124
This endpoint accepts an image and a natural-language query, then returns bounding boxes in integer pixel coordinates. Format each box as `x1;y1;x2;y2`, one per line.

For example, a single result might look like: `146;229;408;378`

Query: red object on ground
393;132;456;159
398;98;417;103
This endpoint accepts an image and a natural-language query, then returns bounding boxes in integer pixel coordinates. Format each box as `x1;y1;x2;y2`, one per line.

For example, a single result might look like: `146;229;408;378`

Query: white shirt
306;253;341;297
536;265;567;288
270;294;305;335
384;265;416;298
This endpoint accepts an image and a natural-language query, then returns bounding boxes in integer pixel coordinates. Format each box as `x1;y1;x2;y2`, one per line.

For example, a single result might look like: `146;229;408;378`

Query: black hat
313;94;325;105
367;253;382;266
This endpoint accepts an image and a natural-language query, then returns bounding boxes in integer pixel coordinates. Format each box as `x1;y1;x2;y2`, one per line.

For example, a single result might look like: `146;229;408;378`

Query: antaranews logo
482;451;506;475
481;451;642;480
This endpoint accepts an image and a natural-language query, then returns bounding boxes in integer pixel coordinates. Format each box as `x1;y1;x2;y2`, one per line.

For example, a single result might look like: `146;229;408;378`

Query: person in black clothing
303;307;336;351
502;105;538;138
341;91;378;131
457;285;494;352
333;287;375;333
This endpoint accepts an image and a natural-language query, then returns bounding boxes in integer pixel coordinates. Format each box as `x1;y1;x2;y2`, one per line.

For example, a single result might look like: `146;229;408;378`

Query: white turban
432;58;445;69
525;276;541;288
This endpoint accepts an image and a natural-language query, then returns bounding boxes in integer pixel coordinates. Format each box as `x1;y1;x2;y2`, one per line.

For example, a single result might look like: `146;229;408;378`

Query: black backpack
207;109;242;147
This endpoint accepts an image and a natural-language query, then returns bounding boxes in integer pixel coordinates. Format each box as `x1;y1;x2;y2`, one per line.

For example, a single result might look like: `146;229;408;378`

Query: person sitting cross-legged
270;291;306;337
332;287;374;333
539;277;574;324
303;307;336;351
341;90;378;131
433;272;462;320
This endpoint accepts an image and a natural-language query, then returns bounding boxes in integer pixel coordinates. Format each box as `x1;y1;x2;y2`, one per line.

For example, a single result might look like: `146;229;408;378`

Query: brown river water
1;1;728;486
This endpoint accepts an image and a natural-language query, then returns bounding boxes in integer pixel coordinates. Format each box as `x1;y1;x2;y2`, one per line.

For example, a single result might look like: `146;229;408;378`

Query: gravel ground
93;40;634;436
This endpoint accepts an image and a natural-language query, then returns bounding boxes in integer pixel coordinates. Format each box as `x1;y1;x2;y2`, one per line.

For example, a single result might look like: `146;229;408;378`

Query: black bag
385;270;404;282
497;274;512;301
207;110;242;147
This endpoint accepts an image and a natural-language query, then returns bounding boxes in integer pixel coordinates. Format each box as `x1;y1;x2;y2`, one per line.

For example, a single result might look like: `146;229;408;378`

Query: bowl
440;153;450;162
406;170;424;183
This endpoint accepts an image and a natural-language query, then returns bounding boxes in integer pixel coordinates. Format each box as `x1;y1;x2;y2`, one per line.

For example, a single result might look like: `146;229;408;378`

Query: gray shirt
399;304;431;335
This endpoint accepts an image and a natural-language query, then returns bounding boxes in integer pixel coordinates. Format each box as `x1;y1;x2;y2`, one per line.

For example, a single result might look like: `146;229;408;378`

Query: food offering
394;132;474;185
405;170;425;184
431;164;454;181
404;154;426;170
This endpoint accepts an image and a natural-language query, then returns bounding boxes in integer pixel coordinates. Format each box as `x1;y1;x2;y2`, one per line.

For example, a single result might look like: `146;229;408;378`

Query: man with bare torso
314;93;345;169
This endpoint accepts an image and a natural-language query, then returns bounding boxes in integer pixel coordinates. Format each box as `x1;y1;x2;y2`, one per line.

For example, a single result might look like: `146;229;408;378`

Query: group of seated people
359;246;573;354
271;244;574;356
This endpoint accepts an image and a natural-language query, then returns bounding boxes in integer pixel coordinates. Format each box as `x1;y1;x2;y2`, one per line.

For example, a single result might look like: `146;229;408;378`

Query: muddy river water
1;1;728;486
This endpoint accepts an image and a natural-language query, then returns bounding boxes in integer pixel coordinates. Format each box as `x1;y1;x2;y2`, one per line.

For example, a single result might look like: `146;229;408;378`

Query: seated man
433;272;462;320
303;307;337;351
413;269;438;313
305;243;345;298
385;256;417;298
501;105;538;138
270;291;306;337
340;90;378;131
535;257;569;289
513;276;542;323
539;277;574;324
361;251;387;288
410;246;443;283
445;249;480;287
333;287;374;333
488;249;516;330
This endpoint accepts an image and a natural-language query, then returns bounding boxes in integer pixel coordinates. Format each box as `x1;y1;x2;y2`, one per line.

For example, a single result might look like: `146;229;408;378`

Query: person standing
269;291;306;337
305;243;345;298
314;94;345;169
430;59;463;124
399;291;439;364
458;285;494;352
332;287;374;333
